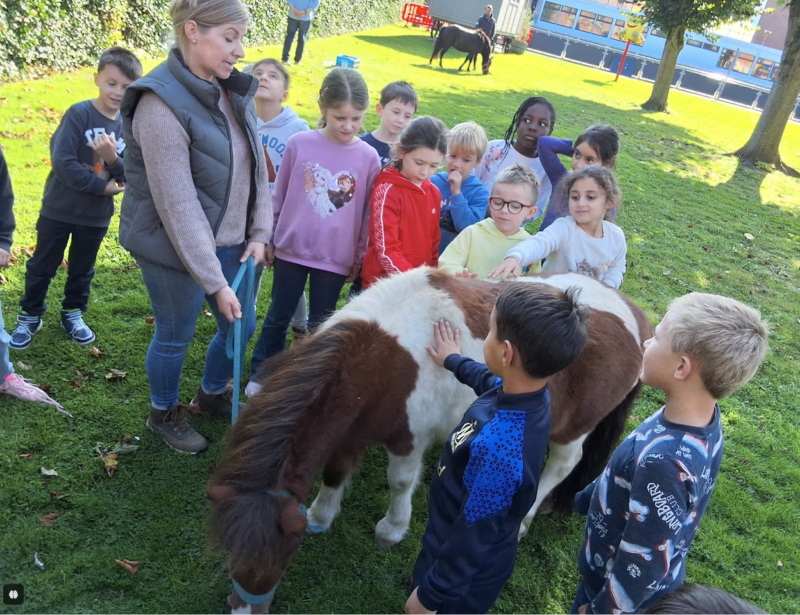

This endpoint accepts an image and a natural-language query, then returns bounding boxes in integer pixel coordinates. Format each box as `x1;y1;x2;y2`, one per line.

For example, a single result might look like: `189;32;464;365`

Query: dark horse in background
430;25;493;74
207;269;651;613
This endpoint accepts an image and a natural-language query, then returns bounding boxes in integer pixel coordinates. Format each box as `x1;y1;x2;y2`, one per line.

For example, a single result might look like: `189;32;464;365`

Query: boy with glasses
439;164;538;279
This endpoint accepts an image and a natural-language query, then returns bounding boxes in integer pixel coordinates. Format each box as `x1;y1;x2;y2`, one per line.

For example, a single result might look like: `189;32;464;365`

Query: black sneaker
10;312;43;350
189;386;238;420
146;405;208;454
60;309;96;345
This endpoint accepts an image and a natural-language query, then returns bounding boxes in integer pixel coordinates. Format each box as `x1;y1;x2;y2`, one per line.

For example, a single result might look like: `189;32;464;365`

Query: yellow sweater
438;219;530;280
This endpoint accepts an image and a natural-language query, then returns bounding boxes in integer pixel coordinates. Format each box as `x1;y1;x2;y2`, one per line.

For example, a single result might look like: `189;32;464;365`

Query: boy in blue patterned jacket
572;293;769;615
406;283;589;614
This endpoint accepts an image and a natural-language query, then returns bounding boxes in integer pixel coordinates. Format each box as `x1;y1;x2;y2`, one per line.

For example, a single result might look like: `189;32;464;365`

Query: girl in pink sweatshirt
247;68;381;394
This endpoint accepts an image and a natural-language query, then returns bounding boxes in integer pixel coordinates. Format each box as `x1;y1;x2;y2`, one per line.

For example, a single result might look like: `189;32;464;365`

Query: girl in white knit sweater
489;166;626;288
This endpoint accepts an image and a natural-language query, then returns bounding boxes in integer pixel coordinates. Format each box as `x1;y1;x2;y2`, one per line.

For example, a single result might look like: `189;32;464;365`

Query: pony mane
211;320;368;495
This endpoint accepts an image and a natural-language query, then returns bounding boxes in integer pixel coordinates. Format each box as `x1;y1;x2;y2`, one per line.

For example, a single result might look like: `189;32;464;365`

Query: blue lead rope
226;256;255;425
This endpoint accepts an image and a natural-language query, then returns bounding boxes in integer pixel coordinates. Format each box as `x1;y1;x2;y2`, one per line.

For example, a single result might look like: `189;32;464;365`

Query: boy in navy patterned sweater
572;293;769;615
407;283;589;614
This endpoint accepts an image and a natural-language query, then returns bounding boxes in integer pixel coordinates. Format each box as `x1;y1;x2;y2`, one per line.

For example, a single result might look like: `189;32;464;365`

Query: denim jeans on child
20;215;108;315
0;297;14;380
250;256;345;378
138;243;256;410
282;17;311;63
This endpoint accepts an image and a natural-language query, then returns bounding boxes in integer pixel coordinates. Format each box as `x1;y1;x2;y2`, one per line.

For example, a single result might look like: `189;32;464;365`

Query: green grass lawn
1;23;798;614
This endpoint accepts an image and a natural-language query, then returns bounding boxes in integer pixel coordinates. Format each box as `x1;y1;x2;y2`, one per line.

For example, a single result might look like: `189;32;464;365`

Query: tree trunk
642;25;686;112
734;2;800;172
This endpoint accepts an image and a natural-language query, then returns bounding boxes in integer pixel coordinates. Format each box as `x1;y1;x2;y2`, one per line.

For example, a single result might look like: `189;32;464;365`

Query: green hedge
0;0;406;79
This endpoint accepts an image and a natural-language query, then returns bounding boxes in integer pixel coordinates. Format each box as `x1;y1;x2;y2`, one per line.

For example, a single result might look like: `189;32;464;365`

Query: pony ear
278;498;308;536
206;485;237;504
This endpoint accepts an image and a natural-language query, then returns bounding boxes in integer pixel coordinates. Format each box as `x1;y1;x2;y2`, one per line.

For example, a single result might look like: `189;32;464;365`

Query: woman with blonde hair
119;0;272;454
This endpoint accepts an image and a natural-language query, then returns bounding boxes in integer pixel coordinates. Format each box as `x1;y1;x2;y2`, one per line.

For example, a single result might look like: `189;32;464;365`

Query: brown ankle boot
146;404;208;454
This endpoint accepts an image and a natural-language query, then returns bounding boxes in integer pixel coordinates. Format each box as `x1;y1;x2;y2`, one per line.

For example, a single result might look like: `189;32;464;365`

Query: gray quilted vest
119;48;262;272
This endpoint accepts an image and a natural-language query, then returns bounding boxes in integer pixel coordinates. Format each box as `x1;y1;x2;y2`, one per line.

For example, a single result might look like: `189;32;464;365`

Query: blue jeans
282;17;311;62
0;296;14;380
139;244;256;410
250;257;345;379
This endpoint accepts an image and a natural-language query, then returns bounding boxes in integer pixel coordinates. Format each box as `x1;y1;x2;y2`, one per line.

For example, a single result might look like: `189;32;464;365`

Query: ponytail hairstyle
562;165;621;221
502;96;556;153
316;67;370;129
389;116;449;171
574;124;620;169
170;0;250;55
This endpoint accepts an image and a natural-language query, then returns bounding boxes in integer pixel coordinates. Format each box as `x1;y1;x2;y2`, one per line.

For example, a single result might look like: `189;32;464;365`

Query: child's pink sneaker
0;372;71;416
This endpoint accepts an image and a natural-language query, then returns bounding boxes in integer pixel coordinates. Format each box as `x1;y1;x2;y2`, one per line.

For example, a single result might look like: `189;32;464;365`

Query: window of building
771;63;780;80
592;0;643;8
685;38;702;47
702;42;720;52
650;28;665;38
577;11;596;33
611;20;648;46
717;48;736;70
592;14;613;37
751;58;774;80
556;5;577;27
732;52;755;74
541;2;560;23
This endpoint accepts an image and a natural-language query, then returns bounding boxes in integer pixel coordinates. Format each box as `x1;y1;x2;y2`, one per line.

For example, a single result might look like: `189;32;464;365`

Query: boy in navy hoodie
572;293;768;615
407;282;589;614
11;46;141;350
246;58;310;371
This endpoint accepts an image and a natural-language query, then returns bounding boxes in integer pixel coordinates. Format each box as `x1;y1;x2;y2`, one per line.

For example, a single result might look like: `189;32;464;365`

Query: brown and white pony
208;269;651;611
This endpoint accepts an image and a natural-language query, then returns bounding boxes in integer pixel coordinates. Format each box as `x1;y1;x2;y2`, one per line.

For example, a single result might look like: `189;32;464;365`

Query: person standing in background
281;0;321;66
476;5;496;42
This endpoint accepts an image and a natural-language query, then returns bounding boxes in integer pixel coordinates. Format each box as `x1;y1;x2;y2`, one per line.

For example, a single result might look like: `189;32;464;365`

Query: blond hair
448;121;488;161
493;163;540;206
667;293;769;399
170;0;250;53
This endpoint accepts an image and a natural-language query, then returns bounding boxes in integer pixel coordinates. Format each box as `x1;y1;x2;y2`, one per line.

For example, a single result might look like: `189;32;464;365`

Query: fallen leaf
744;233;755;241
16;360;31;370
34;552;45;569
40;467;58;477
0;273;6;284
74;369;88;380
123;434;133;443
49;490;61;496
101;452;119;477
115;559;140;575
105;368;127;380
89;347;104;358
37;513;59;526
19;453;32;459
204;310;213;318
39;384;51;393
778;560;783;568
662;270;671;276
746;252;755;259
111;443;140;455
145;316;155;324
60;259;68;270
69;379;84;390
701;246;711;252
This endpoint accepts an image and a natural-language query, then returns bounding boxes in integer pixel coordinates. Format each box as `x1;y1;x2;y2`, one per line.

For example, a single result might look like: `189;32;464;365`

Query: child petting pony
490;166;626;289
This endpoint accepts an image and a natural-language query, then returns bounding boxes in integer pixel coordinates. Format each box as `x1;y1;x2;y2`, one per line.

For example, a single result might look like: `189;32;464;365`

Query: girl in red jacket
361;116;449;288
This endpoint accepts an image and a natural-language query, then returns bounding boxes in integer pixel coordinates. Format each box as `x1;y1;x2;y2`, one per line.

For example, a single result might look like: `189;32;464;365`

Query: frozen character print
480;143;505;177
304;163;336;218
328;172;356;209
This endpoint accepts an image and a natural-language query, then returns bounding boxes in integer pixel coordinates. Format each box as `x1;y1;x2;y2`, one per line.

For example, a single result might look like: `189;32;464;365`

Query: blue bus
533;0;783;90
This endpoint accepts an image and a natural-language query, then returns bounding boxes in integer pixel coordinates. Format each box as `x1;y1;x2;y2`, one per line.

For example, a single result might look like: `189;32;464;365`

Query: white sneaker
244;380;262;397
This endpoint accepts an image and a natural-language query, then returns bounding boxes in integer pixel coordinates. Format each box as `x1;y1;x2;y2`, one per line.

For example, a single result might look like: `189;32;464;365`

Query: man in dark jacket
476;5;496;42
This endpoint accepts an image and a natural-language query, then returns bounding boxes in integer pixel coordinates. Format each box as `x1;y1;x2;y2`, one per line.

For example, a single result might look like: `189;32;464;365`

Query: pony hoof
305;508;330;534
375;517;407;550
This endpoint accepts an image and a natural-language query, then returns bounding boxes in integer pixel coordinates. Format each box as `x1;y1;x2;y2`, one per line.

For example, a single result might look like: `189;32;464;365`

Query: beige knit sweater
132;90;272;294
